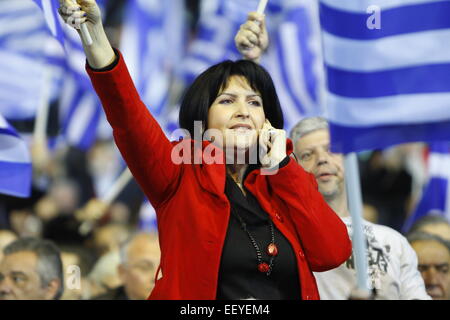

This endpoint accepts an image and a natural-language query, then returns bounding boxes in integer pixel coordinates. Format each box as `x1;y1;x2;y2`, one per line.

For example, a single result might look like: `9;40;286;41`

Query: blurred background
0;0;448;300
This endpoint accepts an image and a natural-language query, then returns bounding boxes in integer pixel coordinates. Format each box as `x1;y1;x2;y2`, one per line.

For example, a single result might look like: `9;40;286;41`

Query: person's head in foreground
179;59;284;164
290;117;346;209
407;232;450;300
0;238;63;300
118;232;160;300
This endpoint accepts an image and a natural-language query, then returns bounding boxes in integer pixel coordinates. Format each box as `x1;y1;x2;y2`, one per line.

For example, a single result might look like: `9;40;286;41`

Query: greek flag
57;26;104;150
0;114;32;198
120;0;186;136
181;0;323;132
32;0;107;150
320;0;450;153
403;142;450;232
32;0;65;47
0;1;51;120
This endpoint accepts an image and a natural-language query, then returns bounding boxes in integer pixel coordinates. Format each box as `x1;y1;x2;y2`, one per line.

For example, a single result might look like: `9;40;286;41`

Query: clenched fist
235;12;269;63
58;0;101;30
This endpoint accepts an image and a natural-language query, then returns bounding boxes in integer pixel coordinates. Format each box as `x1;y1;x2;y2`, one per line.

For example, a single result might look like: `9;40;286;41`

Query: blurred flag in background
0;114;32;198
0;1;52;121
181;0;324;132
120;0;186;136
31;0;109;150
319;0;450;153
403;142;450;232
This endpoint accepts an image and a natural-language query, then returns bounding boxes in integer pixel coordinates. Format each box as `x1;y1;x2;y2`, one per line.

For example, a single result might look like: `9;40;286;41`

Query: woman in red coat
59;0;351;300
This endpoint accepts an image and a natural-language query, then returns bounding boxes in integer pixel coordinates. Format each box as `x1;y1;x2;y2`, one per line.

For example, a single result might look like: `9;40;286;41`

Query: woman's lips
228;125;254;135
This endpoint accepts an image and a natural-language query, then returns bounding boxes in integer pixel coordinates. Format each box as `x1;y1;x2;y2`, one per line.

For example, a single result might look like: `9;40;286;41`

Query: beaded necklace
230;207;279;275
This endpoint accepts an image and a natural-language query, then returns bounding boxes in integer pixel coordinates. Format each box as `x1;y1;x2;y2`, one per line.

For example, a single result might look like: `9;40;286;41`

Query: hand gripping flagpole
63;0;92;46
74;0;92;46
241;0;268;53
344;153;371;297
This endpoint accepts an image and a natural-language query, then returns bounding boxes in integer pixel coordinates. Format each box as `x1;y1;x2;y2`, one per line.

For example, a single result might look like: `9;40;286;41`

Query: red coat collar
173;138;295;198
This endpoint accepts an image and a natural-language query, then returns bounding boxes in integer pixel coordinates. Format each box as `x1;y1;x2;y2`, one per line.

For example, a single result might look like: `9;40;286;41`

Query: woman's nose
235;101;250;118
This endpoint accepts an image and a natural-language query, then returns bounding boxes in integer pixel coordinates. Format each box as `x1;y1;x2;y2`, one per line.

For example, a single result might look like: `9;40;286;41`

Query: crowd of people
0;0;449;300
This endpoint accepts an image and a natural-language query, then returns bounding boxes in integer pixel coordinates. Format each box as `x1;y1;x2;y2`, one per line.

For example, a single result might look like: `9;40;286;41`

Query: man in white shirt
290;117;431;300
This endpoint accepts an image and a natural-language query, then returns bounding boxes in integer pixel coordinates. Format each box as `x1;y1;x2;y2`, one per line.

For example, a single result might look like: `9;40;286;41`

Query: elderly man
93;232;160;300
407;232;450;300
0;238;63;300
290;117;430;299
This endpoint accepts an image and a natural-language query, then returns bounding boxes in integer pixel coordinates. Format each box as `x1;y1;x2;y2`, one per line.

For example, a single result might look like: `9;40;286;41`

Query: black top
217;160;301;300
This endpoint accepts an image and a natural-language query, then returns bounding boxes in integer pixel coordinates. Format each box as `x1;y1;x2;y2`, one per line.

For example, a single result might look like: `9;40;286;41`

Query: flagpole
33;69;51;144
79;167;133;235
344;153;370;296
80;23;92;46
256;0;269;14
241;0;268;54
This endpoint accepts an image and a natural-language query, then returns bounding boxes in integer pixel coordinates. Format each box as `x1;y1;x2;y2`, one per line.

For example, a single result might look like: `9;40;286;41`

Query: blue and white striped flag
403;142;450;232
32;0;108;150
181;0;323;132
0;1;52;121
120;0;186;137
0;114;32;198
320;0;450;153
32;0;66;47
266;1;325;128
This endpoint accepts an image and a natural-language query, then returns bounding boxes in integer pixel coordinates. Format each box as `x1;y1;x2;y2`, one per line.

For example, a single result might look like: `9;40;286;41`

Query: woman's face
207;75;265;151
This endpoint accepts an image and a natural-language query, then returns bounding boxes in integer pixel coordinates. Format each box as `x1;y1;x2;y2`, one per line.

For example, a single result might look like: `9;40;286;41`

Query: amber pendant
258;262;270;273
267;243;278;256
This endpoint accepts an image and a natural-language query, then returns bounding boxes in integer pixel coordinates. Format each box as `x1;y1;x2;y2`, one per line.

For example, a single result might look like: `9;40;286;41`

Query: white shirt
313;217;431;300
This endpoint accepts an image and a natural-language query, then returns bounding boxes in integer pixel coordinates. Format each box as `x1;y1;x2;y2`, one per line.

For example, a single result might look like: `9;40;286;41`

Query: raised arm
58;0;181;208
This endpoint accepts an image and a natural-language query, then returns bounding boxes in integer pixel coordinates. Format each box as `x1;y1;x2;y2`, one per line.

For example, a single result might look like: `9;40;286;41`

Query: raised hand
235;12;269;63
259;119;287;169
58;0;115;68
58;0;101;30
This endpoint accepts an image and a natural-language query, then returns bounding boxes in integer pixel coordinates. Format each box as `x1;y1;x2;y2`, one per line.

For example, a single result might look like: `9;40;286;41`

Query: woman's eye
249;100;261;106
219;99;233;104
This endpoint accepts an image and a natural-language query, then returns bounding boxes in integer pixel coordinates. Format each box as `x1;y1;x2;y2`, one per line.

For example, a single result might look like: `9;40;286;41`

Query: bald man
93;232;160;300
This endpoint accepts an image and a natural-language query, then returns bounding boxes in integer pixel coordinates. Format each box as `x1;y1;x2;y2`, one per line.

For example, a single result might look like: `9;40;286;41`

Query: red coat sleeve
85;50;181;208
268;158;352;271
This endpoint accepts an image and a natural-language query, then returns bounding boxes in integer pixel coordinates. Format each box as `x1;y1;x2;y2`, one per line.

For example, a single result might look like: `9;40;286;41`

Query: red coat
86;51;352;300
